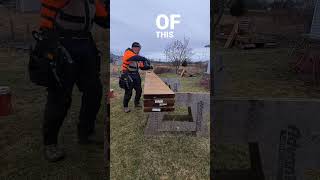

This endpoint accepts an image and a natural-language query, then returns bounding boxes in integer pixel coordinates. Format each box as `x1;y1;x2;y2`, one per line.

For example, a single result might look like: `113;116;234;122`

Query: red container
108;89;115;98
0;86;13;116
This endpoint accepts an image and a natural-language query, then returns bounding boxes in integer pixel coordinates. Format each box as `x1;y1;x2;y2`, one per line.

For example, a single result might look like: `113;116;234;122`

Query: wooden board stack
223;17;278;49
143;71;175;112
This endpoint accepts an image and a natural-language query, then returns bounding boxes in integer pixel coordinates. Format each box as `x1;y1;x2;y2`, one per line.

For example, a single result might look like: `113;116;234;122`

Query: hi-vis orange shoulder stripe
40;0;108;29
40;0;67;29
95;0;108;17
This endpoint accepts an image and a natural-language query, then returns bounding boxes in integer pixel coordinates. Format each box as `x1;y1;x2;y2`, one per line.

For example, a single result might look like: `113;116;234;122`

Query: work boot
134;103;142;108
124;107;131;113
44;144;65;162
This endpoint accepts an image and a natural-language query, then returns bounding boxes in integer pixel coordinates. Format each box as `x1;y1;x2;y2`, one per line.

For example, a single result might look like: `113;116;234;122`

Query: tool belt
29;49;51;87
29;30;73;88
119;72;133;90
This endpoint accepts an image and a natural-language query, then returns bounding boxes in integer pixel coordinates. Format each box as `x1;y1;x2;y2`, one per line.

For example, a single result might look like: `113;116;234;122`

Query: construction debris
222;16;278;49
143;71;175;112
178;68;196;77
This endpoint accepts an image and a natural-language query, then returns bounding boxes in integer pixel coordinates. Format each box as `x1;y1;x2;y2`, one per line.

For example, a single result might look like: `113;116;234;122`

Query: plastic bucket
0;86;13;116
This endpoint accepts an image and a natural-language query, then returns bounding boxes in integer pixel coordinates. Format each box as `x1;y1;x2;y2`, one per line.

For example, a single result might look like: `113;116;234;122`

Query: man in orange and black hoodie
34;0;108;162
121;42;152;113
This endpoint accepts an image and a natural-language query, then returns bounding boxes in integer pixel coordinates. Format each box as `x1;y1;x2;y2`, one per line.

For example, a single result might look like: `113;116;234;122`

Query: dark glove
140;60;153;70
30;30;63;88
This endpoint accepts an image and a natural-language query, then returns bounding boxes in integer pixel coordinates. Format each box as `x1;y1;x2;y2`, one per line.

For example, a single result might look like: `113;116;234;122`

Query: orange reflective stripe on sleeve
40;7;57;18
40;0;67;29
40;18;54;28
41;0;68;9
95;0;107;17
40;0;67;19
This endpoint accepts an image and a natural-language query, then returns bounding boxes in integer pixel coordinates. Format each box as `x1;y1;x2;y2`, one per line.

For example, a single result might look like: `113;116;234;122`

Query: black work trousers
123;72;142;108
43;35;102;145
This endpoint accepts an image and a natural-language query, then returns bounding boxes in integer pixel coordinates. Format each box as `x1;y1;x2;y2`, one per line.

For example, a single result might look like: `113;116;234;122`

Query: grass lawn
215;47;320;98
110;71;210;179
0;48;107;179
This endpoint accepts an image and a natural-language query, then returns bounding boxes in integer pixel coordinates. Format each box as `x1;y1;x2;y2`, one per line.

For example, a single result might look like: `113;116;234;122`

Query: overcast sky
110;0;210;61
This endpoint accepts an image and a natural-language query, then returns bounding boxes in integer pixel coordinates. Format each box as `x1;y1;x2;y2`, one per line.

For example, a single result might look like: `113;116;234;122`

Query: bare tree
164;37;193;74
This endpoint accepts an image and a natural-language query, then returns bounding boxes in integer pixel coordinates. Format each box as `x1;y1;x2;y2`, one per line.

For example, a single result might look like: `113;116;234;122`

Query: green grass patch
110;72;210;179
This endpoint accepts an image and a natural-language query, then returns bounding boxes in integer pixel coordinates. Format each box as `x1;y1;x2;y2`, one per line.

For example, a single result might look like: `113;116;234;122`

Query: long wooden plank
144;94;175;99
144;107;175;112
144;99;175;107
143;71;174;96
143;71;175;112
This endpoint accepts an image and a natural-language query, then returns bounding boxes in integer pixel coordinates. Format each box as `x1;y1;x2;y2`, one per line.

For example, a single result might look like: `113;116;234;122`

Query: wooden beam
143;71;174;96
144;99;175;107
143;107;175;112
143;71;175;112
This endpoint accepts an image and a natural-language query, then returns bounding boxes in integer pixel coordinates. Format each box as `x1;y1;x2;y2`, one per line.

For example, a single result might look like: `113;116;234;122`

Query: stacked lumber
143;71;175;112
236;17;256;49
224;17;278;49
